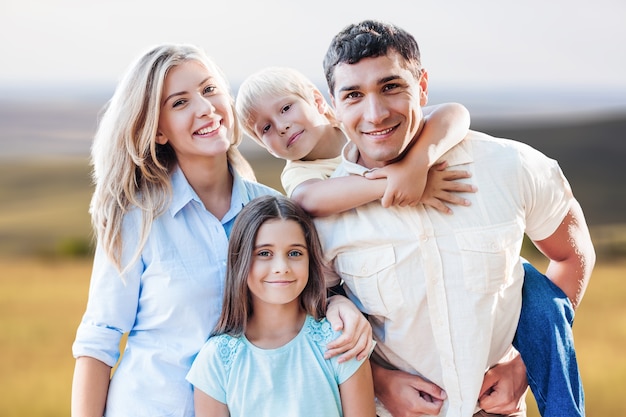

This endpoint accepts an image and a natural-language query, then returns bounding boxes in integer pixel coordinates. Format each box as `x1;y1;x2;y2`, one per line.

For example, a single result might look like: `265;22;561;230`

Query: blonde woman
71;44;371;417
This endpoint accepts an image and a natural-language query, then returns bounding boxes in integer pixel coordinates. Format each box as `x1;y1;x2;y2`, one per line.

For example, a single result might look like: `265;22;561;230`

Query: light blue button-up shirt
73;166;279;417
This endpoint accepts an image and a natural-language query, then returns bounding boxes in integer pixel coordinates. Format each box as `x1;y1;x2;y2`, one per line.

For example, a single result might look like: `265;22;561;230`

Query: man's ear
155;131;168;145
419;69;429;106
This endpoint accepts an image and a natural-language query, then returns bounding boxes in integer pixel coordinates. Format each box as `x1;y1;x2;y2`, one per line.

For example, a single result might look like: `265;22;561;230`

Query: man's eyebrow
336;74;403;94
337;84;360;94
380;74;402;84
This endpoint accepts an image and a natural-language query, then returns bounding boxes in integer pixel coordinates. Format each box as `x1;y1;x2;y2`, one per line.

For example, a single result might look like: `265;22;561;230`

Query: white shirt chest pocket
455;223;522;293
335;244;404;316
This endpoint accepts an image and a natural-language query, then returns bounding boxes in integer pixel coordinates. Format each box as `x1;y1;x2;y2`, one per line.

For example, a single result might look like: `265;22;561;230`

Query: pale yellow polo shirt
280;155;342;197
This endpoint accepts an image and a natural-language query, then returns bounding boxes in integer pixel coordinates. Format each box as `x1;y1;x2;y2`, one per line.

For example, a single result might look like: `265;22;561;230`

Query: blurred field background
1;94;625;416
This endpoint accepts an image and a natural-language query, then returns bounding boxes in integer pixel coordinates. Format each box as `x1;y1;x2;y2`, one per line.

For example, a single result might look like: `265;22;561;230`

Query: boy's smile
252;93;329;161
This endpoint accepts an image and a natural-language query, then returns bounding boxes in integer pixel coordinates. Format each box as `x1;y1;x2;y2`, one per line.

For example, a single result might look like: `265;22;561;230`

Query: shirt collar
340;136;474;175
168;164;247;221
169;165;197;217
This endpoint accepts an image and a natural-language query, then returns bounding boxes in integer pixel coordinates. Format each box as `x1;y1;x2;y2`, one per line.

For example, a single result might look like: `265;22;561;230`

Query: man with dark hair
315;19;595;417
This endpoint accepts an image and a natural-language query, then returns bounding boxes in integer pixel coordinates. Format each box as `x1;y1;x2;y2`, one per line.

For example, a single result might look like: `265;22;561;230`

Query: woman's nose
197;96;216;117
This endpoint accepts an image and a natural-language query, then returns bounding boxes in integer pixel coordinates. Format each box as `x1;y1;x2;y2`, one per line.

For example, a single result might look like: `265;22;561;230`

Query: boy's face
250;92;329;161
331;51;428;169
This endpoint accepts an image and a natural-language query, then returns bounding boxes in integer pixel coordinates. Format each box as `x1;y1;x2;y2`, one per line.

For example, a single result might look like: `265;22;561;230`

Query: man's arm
532;200;595;309
479;200;595;413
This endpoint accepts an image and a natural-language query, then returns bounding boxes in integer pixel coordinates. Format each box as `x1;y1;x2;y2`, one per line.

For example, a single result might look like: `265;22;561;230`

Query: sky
1;0;625;109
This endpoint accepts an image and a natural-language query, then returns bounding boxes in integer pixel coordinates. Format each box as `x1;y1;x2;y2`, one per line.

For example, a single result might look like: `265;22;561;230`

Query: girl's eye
257;250;271;257
172;99;187;108
281;104;291;113
203;85;216;95
262;124;271;134
288;250;303;257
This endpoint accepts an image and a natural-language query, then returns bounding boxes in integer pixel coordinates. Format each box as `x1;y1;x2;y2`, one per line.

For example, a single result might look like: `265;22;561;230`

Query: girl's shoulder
204;333;245;371
302;316;340;347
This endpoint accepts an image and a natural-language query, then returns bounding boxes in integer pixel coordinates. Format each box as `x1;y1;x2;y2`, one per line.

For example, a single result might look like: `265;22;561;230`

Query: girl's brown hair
213;195;327;336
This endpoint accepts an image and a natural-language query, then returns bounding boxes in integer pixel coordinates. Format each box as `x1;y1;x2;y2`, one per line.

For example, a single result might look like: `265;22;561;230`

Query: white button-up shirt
314;131;573;417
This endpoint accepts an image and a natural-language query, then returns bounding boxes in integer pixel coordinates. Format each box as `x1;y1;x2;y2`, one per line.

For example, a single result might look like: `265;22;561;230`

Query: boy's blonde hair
236;67;337;148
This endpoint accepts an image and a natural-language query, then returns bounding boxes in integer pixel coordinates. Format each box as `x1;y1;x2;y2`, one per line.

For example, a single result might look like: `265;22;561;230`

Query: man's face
331;51;428;169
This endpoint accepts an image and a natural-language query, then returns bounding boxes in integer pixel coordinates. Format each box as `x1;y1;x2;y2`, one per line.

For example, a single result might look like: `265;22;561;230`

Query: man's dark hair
323;19;423;95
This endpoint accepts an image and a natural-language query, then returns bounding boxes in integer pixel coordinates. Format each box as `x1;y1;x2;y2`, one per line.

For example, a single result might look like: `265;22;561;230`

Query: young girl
71;44;371;417
236;66;476;216
187;195;376;417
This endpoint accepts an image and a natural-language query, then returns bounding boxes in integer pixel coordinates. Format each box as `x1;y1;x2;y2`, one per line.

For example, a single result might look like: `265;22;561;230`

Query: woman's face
156;60;234;163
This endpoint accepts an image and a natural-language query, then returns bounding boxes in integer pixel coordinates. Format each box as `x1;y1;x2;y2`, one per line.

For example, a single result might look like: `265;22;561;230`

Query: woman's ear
155;131;168;145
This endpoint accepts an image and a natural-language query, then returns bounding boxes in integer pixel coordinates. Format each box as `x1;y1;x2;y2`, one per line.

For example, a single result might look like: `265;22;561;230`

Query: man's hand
372;363;446;416
478;353;528;414
325;295;373;362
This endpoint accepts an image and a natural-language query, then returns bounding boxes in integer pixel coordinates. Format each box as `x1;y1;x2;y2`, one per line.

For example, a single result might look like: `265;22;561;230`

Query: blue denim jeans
513;263;584;416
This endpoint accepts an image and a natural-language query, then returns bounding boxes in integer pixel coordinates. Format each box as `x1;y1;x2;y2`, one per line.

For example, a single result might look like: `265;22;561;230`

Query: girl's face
156;60;234;164
247;219;309;309
250;91;329;161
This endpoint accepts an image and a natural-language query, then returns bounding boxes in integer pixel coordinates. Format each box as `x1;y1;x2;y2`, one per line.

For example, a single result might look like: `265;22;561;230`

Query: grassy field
0;258;624;416
1;157;625;415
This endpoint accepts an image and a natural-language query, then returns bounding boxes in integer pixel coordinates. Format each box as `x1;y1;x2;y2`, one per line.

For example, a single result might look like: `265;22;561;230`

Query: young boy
236;66;475;216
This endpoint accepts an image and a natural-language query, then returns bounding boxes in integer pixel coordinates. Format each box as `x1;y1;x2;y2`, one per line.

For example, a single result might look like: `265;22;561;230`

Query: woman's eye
172;99;186;108
203;85;216;95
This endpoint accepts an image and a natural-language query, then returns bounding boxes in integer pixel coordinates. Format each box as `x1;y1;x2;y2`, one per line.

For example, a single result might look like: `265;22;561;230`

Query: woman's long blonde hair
90;43;255;273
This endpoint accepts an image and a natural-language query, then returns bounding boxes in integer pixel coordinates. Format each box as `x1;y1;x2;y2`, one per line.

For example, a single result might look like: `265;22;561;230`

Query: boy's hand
366;161;476;212
421;161;476;213
364;160;428;208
